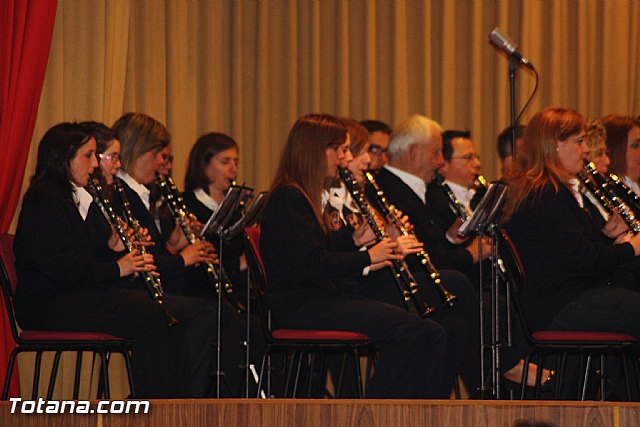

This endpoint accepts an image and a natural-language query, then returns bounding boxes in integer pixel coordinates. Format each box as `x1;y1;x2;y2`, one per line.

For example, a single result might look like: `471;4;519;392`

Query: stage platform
2;398;640;427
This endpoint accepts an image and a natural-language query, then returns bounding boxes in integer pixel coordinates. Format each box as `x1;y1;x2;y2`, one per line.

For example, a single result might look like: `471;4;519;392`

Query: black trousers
360;268;480;394
16;287;243;398
277;293;449;399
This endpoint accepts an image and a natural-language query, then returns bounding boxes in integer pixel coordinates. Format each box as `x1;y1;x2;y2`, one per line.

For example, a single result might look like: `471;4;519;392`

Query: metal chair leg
599;354;606;401
291;351;304;398
73;351;83;400
121;349;135;398
32;351;43;399
96;351;110;399
581;354;592;401
46;351;63;399
352;349;363;398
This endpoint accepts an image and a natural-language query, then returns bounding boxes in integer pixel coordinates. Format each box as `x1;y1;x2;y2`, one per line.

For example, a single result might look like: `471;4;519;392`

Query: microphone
489;28;534;70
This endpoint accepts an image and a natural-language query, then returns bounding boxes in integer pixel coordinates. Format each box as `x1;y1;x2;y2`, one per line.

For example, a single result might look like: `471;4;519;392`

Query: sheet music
200;186;247;237
221;191;268;241
458;182;507;237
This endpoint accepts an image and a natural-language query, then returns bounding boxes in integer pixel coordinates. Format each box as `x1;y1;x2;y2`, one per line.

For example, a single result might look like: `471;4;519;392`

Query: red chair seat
532;330;638;342
271;329;370;341
20;331;126;341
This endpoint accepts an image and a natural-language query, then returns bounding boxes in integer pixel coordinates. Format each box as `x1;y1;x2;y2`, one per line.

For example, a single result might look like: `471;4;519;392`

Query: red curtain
0;0;57;397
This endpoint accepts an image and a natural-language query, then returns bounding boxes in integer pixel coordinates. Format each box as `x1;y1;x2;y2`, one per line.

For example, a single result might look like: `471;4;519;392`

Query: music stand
458;181;507;398
221;192;268;242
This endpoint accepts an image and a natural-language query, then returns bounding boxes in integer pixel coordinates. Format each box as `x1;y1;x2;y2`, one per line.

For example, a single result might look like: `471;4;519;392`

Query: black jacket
505;182;635;330
260;184;370;322
366;167;474;274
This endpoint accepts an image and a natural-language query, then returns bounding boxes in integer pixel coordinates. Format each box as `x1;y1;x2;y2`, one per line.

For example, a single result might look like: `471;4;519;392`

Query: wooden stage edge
2;398;640;427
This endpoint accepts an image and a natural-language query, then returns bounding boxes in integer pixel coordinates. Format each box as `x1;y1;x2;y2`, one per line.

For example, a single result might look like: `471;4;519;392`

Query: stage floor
2;398;640;427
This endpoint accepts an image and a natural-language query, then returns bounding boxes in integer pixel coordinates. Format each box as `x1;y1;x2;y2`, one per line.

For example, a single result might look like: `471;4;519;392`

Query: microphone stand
216;234;223;398
509;56;519;160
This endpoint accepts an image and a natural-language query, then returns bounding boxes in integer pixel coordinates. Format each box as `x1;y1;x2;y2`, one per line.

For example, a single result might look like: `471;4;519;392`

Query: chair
0;234;135;400
244;226;375;398
497;228;640;400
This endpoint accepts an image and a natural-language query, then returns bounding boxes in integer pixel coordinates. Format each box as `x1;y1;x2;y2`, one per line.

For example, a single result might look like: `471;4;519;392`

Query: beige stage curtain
9;0;640;398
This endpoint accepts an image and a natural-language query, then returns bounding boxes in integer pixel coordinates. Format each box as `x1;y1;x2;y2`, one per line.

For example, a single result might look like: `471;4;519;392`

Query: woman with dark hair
184;132;239;216
260;113;449;398
13;122;227;397
601;115;640;195
182;133;244;287
504;107;640;338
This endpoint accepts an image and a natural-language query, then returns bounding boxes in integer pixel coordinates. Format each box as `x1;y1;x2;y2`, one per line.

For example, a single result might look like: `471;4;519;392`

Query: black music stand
221;192;268;243
197;185;248;396
206;186;271;397
458;181;507;399
200;186;248;238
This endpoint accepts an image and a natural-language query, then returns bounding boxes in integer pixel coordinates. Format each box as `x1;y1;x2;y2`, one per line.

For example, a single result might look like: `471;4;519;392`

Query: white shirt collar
581;186;609;221
117;170;151;210
444;180;475;213
568;178;583;208
193;187;219;212
384;165;426;204
72;182;94;220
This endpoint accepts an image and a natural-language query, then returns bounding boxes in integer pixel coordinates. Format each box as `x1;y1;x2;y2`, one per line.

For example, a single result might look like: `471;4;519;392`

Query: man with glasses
426;130;486;232
360;119;391;171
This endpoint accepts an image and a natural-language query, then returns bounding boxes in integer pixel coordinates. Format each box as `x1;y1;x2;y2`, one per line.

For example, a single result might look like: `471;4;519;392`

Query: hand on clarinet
602;212;629;239
117;250;147;277
132;226;155;249
445;218;469;245
166;221;189;252
367;238;402;268
394;235;424;257
352;221;377;247
180;240;218;267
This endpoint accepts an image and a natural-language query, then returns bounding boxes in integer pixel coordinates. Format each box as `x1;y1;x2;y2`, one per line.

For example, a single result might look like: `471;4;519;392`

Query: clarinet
364;171;458;307
88;178;179;326
580;162;640;234
608;173;640;219
338;168;435;318
155;173;246;313
433;171;470;221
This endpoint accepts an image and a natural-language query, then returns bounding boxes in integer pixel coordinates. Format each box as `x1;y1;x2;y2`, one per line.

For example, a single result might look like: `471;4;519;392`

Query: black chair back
244;226;279;337
496;228;535;341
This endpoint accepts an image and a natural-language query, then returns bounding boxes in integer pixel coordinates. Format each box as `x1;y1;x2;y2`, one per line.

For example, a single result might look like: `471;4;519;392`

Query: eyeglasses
98;153;120;162
368;144;388;156
451;153;480;162
161;153;174;163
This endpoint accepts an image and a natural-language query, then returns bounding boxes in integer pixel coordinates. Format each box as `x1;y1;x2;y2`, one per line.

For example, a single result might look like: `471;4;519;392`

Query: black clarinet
89;178;179;326
433;171;470;221
155;173;246;313
365;171;458;307
608;173;640;219
580;162;640;234
338;168;435;317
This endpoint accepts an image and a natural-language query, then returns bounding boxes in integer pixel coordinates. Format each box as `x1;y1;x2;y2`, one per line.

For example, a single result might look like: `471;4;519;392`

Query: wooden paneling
3;399;640;427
